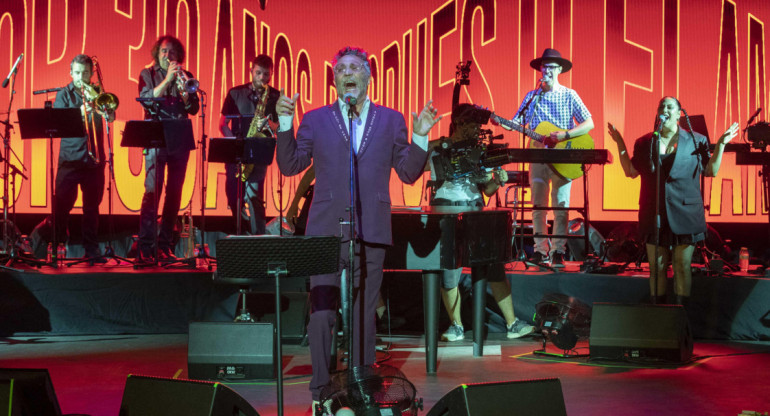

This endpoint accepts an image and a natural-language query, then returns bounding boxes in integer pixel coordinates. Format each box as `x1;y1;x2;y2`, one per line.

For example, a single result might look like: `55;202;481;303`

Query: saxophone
240;86;271;182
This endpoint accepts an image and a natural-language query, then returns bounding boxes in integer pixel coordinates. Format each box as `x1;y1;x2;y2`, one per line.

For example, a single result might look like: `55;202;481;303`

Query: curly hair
151;35;186;65
331;46;371;76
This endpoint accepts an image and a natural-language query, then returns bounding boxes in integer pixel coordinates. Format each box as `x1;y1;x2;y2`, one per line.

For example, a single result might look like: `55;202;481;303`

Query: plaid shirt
513;84;591;130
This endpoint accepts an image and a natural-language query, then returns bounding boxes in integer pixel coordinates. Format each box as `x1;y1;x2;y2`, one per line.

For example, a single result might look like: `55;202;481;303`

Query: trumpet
78;56;119;164
173;64;199;94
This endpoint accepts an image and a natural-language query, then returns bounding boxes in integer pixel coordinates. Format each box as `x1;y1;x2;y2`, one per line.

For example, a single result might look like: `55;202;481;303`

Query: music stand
209;136;276;235
121;120;165;268
17;108;85;267
214;235;340;416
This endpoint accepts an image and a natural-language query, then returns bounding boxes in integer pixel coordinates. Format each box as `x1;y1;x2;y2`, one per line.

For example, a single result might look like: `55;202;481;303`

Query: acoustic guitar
490;112;594;179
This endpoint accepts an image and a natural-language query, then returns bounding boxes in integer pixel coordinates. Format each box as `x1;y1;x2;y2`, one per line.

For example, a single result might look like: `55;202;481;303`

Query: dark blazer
632;129;711;235
277;102;428;245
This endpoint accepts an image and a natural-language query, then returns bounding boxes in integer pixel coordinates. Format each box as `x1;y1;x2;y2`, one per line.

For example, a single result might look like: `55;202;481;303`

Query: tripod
1;69;43;269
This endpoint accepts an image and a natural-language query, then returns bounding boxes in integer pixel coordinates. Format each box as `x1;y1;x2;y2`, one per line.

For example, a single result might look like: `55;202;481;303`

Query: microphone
747;107;762;126
343;93;358;118
658;114;669;123
343;93;357;106
33;87;63;95
2;53;24;88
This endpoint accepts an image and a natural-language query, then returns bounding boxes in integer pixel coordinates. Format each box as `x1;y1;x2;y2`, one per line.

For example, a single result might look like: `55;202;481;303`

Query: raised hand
412;99;443;136
607;122;624;144
718;122;740;145
276;88;300;117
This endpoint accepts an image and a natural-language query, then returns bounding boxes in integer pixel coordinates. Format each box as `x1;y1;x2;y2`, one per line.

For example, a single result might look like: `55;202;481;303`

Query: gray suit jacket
277;102;428;245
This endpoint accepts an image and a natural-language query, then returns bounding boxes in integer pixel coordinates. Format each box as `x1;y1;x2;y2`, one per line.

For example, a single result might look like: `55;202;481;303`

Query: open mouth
345;82;357;91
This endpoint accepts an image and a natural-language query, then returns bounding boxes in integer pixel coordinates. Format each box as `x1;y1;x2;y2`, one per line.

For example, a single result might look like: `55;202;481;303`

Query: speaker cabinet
188;322;275;380
239;291;309;342
426;378;567;416
0;368;61;416
119;374;259;416
589;303;693;363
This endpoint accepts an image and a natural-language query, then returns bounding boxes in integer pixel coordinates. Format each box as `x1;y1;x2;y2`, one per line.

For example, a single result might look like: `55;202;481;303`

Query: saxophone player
219;54;279;235
137;35;199;263
46;54;114;264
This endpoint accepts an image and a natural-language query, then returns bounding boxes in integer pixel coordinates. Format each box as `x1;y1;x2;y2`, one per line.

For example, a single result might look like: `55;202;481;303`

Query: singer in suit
275;46;441;410
608;96;738;305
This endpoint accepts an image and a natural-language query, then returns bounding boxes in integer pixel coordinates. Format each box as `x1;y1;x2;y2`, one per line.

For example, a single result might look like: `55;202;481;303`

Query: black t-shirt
221;83;279;138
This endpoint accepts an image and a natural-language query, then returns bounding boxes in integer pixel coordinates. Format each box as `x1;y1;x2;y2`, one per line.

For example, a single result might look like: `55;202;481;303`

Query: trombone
79;56;119;164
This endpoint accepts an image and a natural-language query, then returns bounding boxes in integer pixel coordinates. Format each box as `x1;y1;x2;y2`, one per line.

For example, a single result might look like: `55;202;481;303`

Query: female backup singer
608;96;739;305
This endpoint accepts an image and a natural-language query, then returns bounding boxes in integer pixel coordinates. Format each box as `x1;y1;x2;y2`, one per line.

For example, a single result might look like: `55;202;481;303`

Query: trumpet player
49;54;114;264
219;54;279;235
137;35;199;263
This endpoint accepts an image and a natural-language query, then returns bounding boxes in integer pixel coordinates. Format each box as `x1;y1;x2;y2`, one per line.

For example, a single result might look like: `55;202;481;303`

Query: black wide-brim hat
530;48;572;73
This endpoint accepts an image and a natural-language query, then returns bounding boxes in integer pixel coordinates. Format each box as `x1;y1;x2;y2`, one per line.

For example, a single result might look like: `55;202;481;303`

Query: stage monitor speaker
589;303;693;363
188;321;275;380
0;368;62;416
426;378;567;416
119;374;260;416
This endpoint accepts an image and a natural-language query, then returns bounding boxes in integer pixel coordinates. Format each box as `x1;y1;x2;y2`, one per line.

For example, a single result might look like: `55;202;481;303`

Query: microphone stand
343;101;358;380
100;113;133;265
514;80;543;127
651;119;666;304
0;66;29;268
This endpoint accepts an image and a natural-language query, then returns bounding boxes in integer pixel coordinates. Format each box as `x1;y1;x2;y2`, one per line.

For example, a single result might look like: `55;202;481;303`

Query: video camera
747;122;770;149
431;105;510;183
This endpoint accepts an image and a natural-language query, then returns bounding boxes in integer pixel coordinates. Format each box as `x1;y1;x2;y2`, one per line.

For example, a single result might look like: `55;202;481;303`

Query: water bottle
57;243;67;262
739;247;749;273
46;243;53;263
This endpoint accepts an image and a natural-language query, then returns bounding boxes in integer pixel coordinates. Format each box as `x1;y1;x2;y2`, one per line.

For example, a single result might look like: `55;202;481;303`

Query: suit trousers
138;148;190;254
307;239;385;400
54;164;105;257
224;163;266;235
530;162;572;256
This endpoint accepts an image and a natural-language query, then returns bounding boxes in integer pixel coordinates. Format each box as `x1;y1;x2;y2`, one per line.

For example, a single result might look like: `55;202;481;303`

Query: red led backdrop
1;0;769;223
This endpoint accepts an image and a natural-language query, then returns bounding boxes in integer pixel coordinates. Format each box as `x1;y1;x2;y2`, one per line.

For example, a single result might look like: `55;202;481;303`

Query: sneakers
507;318;535;339
311;399;333;416
551;252;565;268
527;251;548;267
158;247;178;262
441;322;465;342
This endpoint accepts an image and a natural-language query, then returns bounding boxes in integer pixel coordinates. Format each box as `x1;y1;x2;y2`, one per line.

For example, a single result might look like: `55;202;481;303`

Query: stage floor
1;333;769;416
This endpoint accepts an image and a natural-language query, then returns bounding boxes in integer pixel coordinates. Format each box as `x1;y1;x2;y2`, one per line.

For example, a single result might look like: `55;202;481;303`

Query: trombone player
137;35;199;263
50;54;115;264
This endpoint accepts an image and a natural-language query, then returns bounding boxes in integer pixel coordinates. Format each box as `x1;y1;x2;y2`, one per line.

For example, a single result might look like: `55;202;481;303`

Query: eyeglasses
334;63;366;75
541;64;561;71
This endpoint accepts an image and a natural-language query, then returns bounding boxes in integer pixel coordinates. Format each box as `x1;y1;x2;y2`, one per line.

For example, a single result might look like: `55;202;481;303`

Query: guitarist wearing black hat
495;48;594;268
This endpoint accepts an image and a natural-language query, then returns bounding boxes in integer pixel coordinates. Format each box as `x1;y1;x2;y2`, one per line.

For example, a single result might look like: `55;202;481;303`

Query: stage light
533;293;592;357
